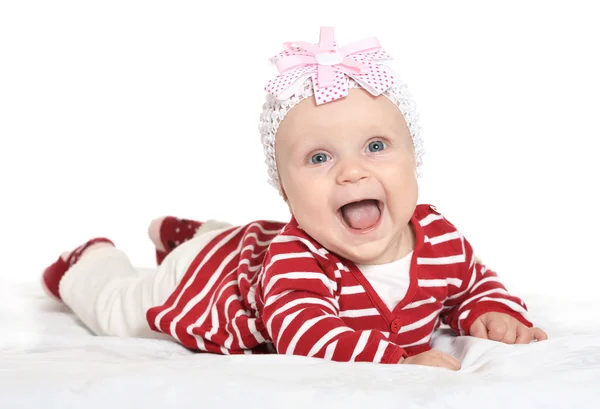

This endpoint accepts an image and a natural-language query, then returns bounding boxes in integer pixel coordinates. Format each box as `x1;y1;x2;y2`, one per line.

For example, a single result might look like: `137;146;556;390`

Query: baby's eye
310;152;330;164
367;140;387;152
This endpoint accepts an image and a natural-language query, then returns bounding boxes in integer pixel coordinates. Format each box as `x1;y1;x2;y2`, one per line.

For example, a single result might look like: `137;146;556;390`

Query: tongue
341;200;381;230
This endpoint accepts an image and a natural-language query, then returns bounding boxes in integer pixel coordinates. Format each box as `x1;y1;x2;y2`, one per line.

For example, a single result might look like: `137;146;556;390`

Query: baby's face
275;88;418;265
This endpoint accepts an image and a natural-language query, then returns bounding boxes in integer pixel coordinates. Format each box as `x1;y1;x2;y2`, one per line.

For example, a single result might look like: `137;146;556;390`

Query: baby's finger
500;325;517;344
487;319;507;342
515;325;533;344
532;327;548;341
441;353;462;371
469;319;488;339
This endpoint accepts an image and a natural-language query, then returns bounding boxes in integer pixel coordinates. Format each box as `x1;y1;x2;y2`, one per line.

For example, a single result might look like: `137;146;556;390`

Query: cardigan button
390;318;402;334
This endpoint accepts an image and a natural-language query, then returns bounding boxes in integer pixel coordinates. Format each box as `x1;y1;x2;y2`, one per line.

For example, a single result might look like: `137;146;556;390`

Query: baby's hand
469;312;548;344
400;350;461;371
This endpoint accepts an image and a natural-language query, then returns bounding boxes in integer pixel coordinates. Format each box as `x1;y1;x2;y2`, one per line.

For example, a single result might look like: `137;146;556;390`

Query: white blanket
1;279;599;409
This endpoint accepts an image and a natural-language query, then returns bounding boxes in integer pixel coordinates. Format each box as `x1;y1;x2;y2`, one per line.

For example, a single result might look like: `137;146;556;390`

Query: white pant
58;221;232;339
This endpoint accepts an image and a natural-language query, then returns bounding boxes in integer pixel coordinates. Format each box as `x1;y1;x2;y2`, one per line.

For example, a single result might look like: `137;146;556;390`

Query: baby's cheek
386;173;418;215
289;182;329;221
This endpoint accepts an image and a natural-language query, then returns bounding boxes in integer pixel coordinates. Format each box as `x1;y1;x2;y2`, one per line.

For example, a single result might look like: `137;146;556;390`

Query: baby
41;27;547;371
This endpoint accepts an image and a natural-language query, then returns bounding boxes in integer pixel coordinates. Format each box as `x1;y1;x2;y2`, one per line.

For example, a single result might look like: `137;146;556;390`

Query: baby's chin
299;212;406;265
322;236;398;265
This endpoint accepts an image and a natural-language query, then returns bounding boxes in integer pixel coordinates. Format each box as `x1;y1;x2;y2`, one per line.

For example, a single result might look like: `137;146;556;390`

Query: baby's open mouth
338;199;382;231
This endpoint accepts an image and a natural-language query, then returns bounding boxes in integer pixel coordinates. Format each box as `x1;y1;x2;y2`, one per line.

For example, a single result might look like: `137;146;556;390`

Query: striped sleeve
260;235;406;364
441;233;533;336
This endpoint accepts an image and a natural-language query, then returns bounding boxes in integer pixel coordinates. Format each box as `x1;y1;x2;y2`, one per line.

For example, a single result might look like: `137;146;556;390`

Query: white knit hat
258;28;425;196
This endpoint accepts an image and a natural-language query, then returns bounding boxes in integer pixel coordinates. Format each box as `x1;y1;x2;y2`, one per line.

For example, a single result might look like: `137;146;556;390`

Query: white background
1;1;598;300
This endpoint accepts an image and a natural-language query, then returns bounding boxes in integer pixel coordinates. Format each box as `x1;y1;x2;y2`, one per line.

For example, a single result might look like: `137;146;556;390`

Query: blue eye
310;153;330;164
367;140;386;152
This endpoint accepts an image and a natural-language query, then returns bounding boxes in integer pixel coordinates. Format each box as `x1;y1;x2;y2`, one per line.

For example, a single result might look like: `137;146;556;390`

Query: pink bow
265;27;396;105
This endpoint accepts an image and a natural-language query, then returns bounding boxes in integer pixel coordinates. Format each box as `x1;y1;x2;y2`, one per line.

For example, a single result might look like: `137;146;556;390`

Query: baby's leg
148;217;233;265
42;222;231;339
43;241;174;339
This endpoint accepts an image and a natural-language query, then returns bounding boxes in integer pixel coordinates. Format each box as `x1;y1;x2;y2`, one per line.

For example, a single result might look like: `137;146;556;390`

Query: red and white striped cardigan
146;204;532;363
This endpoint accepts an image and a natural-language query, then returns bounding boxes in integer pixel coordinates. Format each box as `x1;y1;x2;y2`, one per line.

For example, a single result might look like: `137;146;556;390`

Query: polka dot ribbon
264;27;396;105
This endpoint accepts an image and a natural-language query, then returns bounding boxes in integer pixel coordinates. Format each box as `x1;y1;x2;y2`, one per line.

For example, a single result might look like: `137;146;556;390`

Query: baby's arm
441;234;534;337
260;240;405;364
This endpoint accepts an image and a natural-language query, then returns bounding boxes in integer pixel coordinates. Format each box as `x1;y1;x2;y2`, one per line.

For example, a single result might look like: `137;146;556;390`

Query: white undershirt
355;251;413;311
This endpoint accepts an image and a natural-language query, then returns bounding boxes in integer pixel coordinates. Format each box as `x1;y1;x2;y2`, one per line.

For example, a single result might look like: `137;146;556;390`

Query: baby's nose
336;159;370;184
